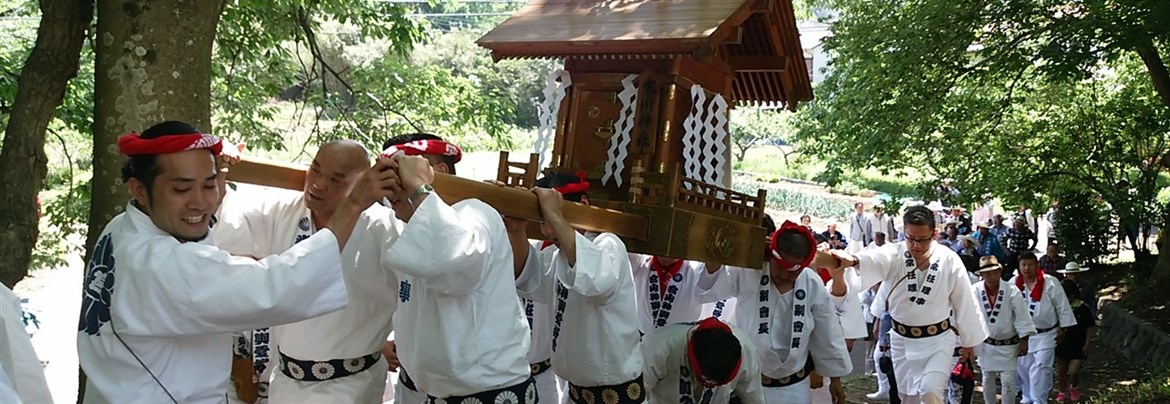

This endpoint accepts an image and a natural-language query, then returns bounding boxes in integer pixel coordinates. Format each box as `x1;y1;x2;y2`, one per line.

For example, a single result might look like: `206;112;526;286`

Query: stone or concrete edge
1098;300;1170;370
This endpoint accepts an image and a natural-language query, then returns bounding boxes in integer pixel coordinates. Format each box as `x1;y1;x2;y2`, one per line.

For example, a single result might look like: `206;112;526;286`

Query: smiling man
78;121;393;404
815;205;988;404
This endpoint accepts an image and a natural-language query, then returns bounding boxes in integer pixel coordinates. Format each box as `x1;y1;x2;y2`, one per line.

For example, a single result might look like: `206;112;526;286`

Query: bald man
214;140;404;403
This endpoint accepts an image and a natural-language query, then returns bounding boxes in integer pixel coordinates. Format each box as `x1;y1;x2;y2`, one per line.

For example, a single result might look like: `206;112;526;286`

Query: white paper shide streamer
682;85;731;191
534;70;572;170
681;84;707;189
707;94;730;189
603;74;639;186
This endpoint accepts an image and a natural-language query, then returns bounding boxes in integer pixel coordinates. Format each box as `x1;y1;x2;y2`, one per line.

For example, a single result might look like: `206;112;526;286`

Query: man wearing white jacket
1011;252;1076;404
972;256;1036;404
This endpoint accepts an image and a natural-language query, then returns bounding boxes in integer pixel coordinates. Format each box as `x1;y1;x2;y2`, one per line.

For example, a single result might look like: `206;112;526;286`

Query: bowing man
815;205;989;404
629;253;727;335
213;139;404;403
972;256;1036;404
510;172;644;403
78;121;389;404
380;145;533;403
702;221;852;404
643;317;764;403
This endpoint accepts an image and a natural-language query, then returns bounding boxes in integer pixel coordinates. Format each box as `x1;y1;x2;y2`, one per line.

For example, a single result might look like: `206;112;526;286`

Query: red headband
687;317;742;387
117;132;223;156
770;220;817;271
378;139;463;163
554;171;590;195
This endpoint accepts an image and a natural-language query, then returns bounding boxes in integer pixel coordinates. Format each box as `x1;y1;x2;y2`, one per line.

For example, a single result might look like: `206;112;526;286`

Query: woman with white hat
1056;262;1096;318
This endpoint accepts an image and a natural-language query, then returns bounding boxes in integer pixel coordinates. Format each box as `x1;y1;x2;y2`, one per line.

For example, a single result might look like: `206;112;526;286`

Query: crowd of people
0;121;1102;404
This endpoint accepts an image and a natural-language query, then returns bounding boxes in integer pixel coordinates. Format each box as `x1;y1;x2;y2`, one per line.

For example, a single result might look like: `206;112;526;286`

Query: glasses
904;235;935;246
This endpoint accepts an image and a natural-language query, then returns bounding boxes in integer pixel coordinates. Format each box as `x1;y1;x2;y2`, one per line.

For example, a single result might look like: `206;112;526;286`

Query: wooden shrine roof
476;0;813;107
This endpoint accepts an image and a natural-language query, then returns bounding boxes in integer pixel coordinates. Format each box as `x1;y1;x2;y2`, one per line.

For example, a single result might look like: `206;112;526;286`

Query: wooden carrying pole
227;157;651;240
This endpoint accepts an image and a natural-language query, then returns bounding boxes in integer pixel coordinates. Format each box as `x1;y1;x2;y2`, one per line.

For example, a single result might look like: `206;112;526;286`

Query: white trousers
763;378;811;404
980;369;1017;404
891;335;954;403
1017;347;1055;404
394;373;427;404
532;370;561;403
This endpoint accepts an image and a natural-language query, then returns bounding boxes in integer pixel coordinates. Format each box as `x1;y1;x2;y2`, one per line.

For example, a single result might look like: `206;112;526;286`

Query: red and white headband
378;139;462;163
118;132;223;156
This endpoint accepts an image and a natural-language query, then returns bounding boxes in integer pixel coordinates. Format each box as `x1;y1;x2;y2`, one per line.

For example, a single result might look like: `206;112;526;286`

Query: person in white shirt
1011;252;1076;404
213;139;406;404
643;317;765;403
1;283;52;404
630;253;725;335
78;121;387;404
511;172;644;403
972;256;1036;404
868;207;896;245
703;220;851;404
849;202;873;251
381;150;533;403
815;205;989;404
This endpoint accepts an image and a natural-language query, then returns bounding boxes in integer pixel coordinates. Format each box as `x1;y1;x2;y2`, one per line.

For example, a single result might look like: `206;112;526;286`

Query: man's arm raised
327;158;398;251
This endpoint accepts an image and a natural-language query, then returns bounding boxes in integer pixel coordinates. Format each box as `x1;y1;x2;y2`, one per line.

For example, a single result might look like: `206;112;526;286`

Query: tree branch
1135;36;1170;108
294;6;422;133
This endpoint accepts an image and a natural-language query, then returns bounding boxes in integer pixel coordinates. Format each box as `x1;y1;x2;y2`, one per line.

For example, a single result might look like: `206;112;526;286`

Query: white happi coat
78;202;348;404
1;284;52;404
1009;274;1077;352
213;188;402;403
631;254;722;335
386;195;530;398
517;232;642;386
972;282;1036;371
828;274;869;341
643;321;764;404
711;265;851;403
851;242;989;396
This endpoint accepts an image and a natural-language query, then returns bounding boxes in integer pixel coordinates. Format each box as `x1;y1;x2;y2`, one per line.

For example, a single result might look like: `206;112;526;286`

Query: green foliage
793;0;1170;224
1054;188;1116;264
330;52;515;151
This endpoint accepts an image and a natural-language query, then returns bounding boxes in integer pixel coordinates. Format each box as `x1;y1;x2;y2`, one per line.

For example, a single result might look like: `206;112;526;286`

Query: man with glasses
814;205;988;404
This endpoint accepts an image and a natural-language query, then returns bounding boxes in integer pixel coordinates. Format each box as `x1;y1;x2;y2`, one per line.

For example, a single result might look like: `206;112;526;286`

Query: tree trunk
86;0;223;253
81;1;223;400
0;0;93;288
1135;37;1170;108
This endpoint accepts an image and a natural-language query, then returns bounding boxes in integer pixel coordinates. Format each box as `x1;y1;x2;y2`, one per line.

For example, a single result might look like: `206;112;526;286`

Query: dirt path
839;331;1146;403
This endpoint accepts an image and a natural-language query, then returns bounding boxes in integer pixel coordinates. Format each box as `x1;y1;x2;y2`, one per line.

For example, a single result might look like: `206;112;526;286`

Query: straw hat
926;201;946;211
977;256;1003;273
1058;262;1089;274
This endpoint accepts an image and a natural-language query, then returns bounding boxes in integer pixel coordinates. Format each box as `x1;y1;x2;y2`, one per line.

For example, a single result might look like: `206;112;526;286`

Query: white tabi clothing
868;214;897;243
517;232;643;398
705;266;851;404
630;255;722;335
1009;274;1076;404
213;188;403;404
850;242;988;402
643;321;764;404
78;202;348;404
517;242;563;404
1;284;52;404
971;282;1036;404
521;296;562;403
386;195;531;399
